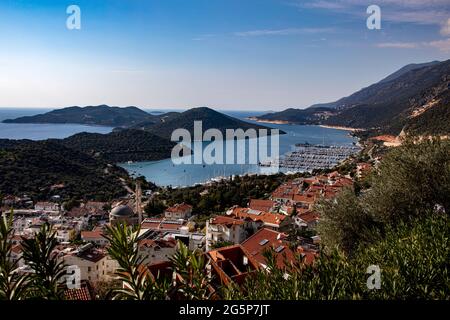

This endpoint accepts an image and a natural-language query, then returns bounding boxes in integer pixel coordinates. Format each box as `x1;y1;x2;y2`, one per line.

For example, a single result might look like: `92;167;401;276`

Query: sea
0;108;357;187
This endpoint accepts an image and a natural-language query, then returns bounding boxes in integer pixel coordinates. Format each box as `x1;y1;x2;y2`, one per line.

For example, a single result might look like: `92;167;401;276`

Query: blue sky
0;0;449;110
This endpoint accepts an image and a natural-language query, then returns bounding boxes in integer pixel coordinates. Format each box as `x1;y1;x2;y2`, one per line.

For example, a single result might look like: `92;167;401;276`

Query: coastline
246;117;291;125
247;117;363;133
319;125;363;132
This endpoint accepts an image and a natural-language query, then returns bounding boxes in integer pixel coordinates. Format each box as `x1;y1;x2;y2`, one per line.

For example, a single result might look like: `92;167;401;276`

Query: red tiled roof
241;228;296;269
298;211;320;223
165;203;192;213
248;199;275;212
141;218;184;231
293;194;316;204
210;216;245;227
228;207;287;227
11;244;23;254
297;247;317;265
138;238;177;249
81;230;104;239
64;282;92;300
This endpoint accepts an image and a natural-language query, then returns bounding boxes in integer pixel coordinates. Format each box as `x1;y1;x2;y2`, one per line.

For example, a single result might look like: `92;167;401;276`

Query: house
10;244;25;268
356;162;373;179
226;207;289;230
241;228;316;269
12;217;32;234
206;245;259;286
205;216;250;251
81;227;108;246
292;194;316;209
294;211;320;229
34;202;60;212
140;218;205;251
141;218;186;232
270;179;304;203
54;226;75;243
2;195;17;207
164;203;193;220
63;280;93;300
138;238;177;264
248;199;276;213
63;244;118;283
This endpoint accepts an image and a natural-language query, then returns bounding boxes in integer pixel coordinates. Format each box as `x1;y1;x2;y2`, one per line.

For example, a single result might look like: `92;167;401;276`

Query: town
0;157;374;299
260;143;361;171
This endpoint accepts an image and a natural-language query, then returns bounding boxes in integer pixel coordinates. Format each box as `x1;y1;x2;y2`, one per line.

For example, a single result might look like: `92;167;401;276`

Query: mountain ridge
3;104;157;127
254;60;450;136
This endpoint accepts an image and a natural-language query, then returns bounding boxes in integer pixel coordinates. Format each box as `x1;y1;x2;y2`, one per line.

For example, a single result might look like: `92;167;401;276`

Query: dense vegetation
132;107;280;139
405;88;450;136
3;105;156;127
145;173;310;221
142;138;450;300
1;136;449;300
59;129;175;163
0;139;128;201
0;215;67;299
255;60;450;136
1;133;448;301
227;214;448;299
255;107;334;124
317;138;450;253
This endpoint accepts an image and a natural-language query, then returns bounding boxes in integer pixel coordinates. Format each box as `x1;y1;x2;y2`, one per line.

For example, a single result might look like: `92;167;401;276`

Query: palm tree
0;211;28;300
103;223;169;300
21;223;66;299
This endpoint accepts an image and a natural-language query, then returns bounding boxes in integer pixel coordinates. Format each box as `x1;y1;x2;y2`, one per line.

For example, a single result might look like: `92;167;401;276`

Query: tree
21;223;67;299
316;188;379;254
364;138;450;223
103;223;169;300
170;241;212;300
224;214;449;300
316;138;450;254
0;211;29;300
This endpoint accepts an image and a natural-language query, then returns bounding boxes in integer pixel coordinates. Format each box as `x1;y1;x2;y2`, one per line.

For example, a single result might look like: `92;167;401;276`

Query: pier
260;143;360;172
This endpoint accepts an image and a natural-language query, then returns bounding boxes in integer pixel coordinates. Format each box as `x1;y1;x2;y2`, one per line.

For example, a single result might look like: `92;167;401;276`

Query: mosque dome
110;205;134;217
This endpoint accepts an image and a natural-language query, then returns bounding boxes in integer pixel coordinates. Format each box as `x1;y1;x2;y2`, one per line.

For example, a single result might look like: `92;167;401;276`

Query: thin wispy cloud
192;34;215;41
297;0;450;26
428;38;450;52
234;27;335;37
376;42;418;49
376;39;450;52
441;18;450;36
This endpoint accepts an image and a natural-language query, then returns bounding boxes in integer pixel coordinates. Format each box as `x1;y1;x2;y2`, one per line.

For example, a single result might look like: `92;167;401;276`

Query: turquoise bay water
0;108;357;187
120;112;357;187
0;108;113;140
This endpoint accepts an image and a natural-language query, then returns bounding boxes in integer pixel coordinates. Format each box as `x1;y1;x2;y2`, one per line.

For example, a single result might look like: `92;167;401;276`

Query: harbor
260;143;361;172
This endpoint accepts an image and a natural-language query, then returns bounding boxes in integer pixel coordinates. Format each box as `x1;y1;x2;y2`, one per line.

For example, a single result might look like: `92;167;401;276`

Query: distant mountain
131;107;282;139
253;107;335;124
3;105;157;127
378;61;441;84
323;60;450;133
403;79;450;136
254;60;450;136
0;139;128;201
59;129;176;163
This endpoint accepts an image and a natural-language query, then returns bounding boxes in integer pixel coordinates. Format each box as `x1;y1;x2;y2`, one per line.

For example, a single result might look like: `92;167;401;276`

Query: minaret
135;181;143;224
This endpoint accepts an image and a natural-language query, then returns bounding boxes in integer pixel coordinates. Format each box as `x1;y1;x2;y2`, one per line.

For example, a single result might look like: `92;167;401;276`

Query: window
88;267;91;272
